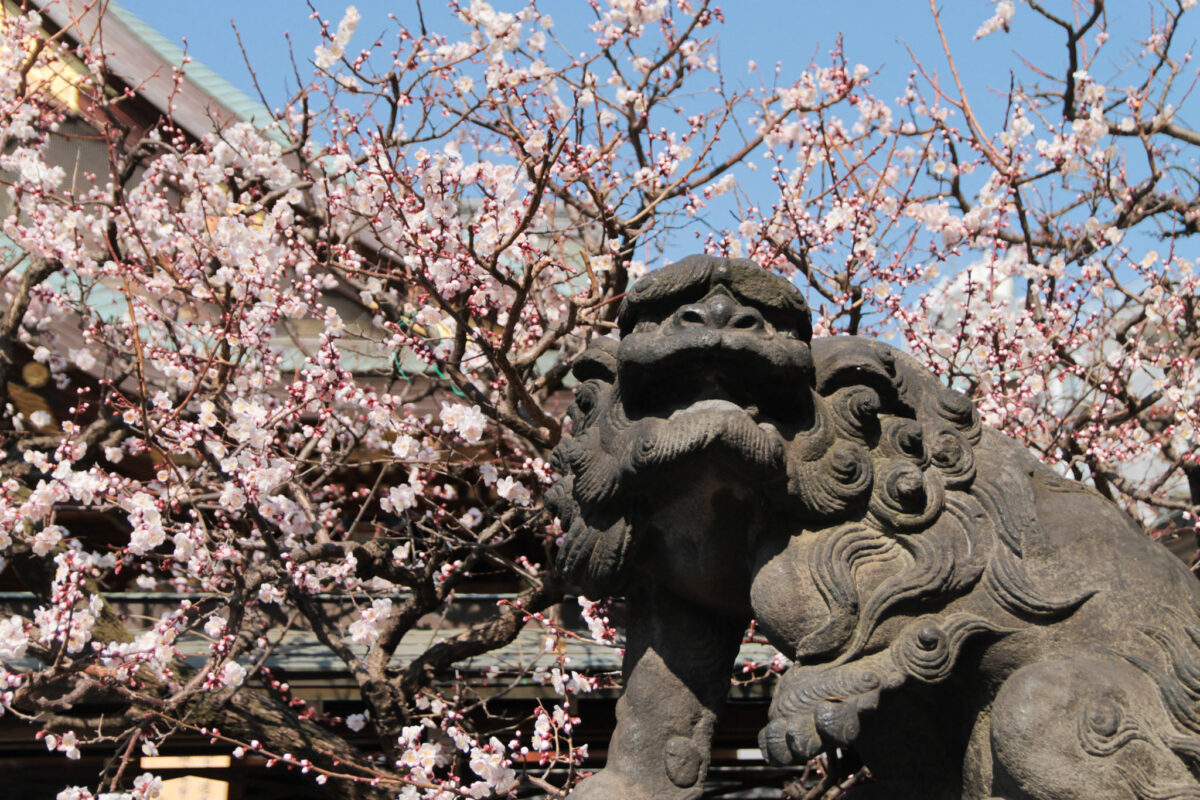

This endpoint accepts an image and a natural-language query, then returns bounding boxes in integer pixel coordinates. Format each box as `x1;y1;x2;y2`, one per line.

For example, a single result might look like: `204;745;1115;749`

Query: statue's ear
811;336;905;412
812;337;981;441
572;336;618;384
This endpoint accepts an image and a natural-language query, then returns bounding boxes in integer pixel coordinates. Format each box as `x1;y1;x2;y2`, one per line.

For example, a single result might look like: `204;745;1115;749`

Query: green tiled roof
106;0;271;128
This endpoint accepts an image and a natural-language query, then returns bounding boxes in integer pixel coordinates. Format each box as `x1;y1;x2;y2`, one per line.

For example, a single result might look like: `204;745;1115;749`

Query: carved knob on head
916;623;943;651
890;467;927;507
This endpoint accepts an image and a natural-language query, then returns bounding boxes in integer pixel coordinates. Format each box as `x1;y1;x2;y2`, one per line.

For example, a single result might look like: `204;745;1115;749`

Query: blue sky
109;0;1197;295
111;0;1120;129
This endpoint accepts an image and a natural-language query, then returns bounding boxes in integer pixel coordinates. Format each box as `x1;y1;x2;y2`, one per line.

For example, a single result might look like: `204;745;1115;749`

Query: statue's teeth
668;398;743;419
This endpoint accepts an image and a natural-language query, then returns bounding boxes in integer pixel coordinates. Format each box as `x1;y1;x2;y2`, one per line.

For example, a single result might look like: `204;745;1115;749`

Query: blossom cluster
0;0;1195;797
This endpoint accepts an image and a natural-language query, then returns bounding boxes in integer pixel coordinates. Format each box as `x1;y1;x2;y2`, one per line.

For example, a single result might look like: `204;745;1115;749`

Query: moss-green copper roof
107;0;271;128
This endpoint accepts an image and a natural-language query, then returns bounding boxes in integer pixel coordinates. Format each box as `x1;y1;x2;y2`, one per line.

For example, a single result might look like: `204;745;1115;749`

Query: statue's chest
748;535;831;660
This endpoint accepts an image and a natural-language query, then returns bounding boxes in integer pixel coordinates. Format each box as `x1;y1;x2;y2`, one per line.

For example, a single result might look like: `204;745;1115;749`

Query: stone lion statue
546;255;1200;800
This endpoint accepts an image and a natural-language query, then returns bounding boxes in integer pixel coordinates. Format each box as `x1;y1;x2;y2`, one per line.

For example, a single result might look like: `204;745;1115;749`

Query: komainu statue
546;255;1200;800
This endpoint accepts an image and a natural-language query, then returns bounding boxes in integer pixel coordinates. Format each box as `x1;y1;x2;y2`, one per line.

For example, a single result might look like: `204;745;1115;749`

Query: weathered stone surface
547;254;1200;800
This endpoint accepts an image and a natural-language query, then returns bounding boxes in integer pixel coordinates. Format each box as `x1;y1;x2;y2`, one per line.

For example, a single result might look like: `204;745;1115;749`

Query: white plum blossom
495;476;531;506
198;400;218;428
467;741;517;796
380;475;422;514
129;522;166;556
57;731;81;760
44;732;81;760
0;616;29;660
976;0;1015;38
55;788;94;800
532;705;579;751
398;741;446;774
578;596;615;643
69;349;96;371
348;598;393;646
524;130;548;158
390;434;420;458
314;6;361;68
132;774;163;798
440;403;488;443
219;661;247;688
203;616;227;638
218;484;247;512
31;525;64;556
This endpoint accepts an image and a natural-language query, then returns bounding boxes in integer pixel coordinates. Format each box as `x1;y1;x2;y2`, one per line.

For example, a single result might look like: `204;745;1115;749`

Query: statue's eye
576;385;597;413
633;319;658;333
1084;699;1122;738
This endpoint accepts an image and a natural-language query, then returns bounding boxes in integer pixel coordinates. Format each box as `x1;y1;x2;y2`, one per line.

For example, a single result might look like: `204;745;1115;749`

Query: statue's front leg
571;583;747;800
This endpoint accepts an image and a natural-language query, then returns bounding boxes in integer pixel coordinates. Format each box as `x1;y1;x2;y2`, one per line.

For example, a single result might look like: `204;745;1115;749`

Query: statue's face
617;283;815;442
549;255;986;657
611;256;819;485
547;256;823;596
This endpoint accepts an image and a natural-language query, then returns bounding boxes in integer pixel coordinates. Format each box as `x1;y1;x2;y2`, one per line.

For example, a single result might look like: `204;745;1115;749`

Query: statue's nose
674;293;765;330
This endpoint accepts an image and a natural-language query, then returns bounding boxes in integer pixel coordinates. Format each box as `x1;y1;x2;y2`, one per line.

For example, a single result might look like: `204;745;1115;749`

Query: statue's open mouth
620;342;813;430
660;367;770;420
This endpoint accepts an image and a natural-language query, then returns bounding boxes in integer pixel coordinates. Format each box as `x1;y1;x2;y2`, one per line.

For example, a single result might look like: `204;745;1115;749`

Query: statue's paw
759;712;821;766
813;692;877;745
567;770;657;800
760;691;879;765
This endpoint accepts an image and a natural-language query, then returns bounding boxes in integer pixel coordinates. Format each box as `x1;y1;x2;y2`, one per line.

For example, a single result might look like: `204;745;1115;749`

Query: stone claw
759;713;822;766
759;689;881;766
813;690;879;745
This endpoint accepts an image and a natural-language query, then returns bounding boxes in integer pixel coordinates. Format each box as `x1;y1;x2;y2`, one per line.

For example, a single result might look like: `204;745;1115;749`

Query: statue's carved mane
549;329;1090;662
799;337;1095;663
